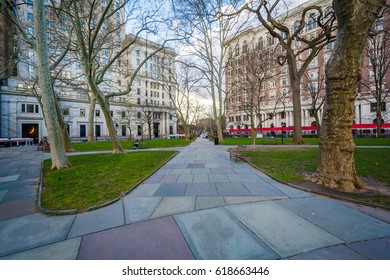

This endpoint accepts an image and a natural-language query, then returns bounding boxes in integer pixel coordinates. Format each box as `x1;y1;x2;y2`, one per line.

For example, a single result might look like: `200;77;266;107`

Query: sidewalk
0;139;389;260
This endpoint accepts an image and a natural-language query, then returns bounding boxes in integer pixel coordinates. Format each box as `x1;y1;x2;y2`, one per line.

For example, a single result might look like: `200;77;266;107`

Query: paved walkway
0;139;389;259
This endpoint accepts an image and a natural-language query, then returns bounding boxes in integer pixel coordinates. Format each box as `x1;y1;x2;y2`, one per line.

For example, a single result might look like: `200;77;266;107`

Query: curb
37;150;179;215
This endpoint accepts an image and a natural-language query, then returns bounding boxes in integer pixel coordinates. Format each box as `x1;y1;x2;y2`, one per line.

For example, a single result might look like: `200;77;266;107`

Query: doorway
22;123;39;144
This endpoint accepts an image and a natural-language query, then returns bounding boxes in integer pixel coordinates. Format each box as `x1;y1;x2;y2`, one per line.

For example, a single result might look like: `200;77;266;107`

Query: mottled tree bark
34;0;71;169
313;0;386;191
88;97;96;143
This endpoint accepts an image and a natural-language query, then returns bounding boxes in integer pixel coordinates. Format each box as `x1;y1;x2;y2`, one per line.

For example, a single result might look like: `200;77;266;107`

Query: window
137;88;140;95
63;108;69;115
110;111;113;117
280;77;289;86
281;31;287;40
137;112;141;119
136;50;140;57
121;111;126;118
242;40;248;53
235;44;240;56
27;13;34;21
80;125;86;138
281;112;286;119
137;125;142;136
121;125;126;136
307;14;317;31
258;37;264;50
21;103;39;113
95;110;100;117
80;109;86;117
371;102;386;112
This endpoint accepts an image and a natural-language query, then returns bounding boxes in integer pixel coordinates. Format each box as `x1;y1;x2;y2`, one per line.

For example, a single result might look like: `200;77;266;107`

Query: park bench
228;144;247;161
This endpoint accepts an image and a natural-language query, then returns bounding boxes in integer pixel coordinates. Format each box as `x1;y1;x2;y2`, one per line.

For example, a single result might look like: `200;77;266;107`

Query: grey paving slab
159;174;179;183
192;173;210;183
346;238;390;260
153;183;187;196
185;183;218;196
224;196;287;205
188;163;205;169
0;175;20;183
0;199;36;221
177;174;194;183
272;184;312;198
195;196;226;210
67;202;125;238
210;168;234;174
78;216;194;260
233;168;260;174
286;245;366;260
216;182;251;196
151;196;196;219
123;196;162;224
208;174;231;183
339;201;390;223
0;237;82;260
243;182;287;196
0;214;75;257
1;186;37;202
143;174;164;183
192;168;210;174
227;174;264;183
276;197;390;243
171;168;192;174
0;178;37;191
174;207;279;260
153;169;172;175
227;201;343;258
0;190;7;201
128;183;161;197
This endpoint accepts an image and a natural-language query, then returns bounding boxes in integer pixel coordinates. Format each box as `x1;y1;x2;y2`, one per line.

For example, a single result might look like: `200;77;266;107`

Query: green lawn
218;137;390;146
41;151;176;212
71;138;190;151
245;148;390;185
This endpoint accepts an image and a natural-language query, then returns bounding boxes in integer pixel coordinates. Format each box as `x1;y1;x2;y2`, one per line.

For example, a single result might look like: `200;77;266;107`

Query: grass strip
41;151;176;212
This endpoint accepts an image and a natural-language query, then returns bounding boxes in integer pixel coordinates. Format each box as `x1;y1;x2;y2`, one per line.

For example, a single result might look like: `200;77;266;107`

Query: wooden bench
228;144;247;161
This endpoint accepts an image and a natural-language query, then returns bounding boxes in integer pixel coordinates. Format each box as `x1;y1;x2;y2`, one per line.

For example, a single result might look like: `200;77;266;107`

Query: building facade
225;0;390;137
0;0;177;143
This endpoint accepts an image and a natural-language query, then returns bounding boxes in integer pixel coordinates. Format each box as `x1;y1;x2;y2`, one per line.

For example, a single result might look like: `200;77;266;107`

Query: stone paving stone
243;182;287;196
205;163;221;168
338;201;390;223
209;168;234;174
67;202;125;239
0;179;37;191
191;168;210;174
174;208;279;260
0;175;20;183
346;237;390;260
78;216;194;260
123;196;162;224
227;174;264;183
153;169;172;175
128;183;161;197
177;174;194;183
209;174;230;183
192;174;210;183
1;186;37;202
224;196;287;205
185;183;218;196
143;174;164;184
216;182;251;196
276;197;390;243
0;237;82;260
0;190;7;202
153;183;187;196
286;245;366;260
159;174;179;184
227;201;343;258
0;214;75;257
233;168;260;174
151;196;196;219
171;169;192;174
272;184;312;198
195;196;226;210
187;163;205;169
0;199;36;221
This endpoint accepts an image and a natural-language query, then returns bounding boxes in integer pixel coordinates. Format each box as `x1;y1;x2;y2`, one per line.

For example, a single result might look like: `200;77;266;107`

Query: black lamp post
281;122;286;144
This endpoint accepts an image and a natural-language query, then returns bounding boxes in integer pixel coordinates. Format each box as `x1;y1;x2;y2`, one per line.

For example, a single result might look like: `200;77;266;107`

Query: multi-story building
225;0;390;137
0;0;177;143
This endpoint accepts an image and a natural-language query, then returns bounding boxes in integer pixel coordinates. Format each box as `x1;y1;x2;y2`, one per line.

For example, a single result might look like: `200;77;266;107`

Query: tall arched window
242;40;248;53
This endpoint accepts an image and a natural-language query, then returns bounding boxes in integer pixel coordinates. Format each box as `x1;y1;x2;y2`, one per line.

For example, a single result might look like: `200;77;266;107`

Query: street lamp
281;122;286;144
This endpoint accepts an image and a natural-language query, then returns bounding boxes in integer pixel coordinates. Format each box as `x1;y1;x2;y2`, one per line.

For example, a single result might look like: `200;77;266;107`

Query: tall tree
360;5;390;137
172;0;245;142
34;0;71;168
312;0;386;192
243;0;337;144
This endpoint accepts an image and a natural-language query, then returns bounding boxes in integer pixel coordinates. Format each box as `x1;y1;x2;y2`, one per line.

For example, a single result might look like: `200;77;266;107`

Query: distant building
225;0;390;137
0;0;177;143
